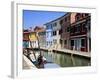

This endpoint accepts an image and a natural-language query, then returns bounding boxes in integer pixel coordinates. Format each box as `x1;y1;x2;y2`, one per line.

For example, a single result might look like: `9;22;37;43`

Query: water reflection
34;50;91;67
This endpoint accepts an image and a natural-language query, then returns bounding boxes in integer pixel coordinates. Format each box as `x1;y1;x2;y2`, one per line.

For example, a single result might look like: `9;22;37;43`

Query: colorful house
29;31;38;48
34;26;46;48
44;23;53;48
23;30;30;48
70;13;91;52
23;29;38;48
51;18;61;49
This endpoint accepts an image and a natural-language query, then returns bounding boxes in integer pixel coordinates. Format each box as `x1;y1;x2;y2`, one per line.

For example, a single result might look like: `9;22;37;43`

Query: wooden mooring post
71;53;76;66
71;46;76;66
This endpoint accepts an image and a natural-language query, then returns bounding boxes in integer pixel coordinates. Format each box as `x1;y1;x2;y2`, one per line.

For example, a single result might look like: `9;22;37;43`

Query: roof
34;26;45;32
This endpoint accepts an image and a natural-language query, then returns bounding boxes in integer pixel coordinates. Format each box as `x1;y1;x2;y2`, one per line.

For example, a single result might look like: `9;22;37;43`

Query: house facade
70;13;91;52
34;26;46;48
51;18;61;49
23;12;91;52
44;16;62;49
60;13;71;49
23;30;30;48
29;31;38;48
23;30;38;48
44;23;53;48
23;26;46;49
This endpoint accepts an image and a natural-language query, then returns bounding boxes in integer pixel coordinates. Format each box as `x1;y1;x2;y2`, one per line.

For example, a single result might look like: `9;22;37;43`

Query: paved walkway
40;47;91;58
23;55;37;69
54;48;91;58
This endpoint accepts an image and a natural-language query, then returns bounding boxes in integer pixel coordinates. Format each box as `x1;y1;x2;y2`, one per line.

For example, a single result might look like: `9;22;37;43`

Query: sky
23;10;66;29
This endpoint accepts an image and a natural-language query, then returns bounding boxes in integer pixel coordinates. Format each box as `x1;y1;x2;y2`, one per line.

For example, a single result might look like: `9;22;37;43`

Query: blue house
44;23;53;48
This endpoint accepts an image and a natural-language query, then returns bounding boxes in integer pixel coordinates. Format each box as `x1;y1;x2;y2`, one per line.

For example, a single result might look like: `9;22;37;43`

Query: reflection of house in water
54;53;61;65
70;13;91;52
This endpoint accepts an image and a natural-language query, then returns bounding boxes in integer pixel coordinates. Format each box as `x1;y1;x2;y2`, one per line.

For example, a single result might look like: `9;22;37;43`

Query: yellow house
29;32;38;48
29;32;37;41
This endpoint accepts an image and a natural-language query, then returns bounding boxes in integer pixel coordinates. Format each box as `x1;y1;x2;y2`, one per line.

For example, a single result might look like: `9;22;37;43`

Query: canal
34;50;91;68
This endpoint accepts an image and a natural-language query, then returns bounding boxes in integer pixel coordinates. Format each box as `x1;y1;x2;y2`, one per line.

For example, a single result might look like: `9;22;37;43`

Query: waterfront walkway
40;47;91;58
23;55;37;69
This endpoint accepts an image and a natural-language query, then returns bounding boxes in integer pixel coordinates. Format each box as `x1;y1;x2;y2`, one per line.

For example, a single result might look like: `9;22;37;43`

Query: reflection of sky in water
44;63;60;68
35;50;91;67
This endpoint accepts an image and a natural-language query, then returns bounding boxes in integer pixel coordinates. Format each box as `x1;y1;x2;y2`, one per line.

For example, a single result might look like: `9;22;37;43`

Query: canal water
34;50;91;68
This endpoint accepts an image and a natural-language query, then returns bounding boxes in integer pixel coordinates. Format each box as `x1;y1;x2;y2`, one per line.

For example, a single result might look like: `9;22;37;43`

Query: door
74;39;77;50
75;39;81;51
77;39;81;51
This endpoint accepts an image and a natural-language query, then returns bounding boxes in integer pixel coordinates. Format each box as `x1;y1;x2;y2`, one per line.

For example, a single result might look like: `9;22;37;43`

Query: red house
70;13;91;52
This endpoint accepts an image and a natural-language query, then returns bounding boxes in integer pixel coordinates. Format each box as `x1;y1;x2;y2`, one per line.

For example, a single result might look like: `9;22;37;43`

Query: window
73;27;75;33
67;26;70;32
52;23;57;27
71;40;74;46
70;27;72;33
60;39;62;44
46;25;49;29
76;16;80;21
82;23;87;32
53;39;57;44
49;41;51;45
77;24;81;33
54;23;57;26
46;24;52;29
70;27;74;34
81;39;85;47
53;31;57;36
65;17;67;21
75;13;81;21
85;13;89;17
64;40;67;44
59;29;62;34
81;14;84;18
60;20;63;24
51;41;52;45
75;26;80;33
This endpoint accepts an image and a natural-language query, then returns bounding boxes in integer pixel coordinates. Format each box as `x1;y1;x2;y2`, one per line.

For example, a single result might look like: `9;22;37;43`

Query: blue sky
23;10;66;29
